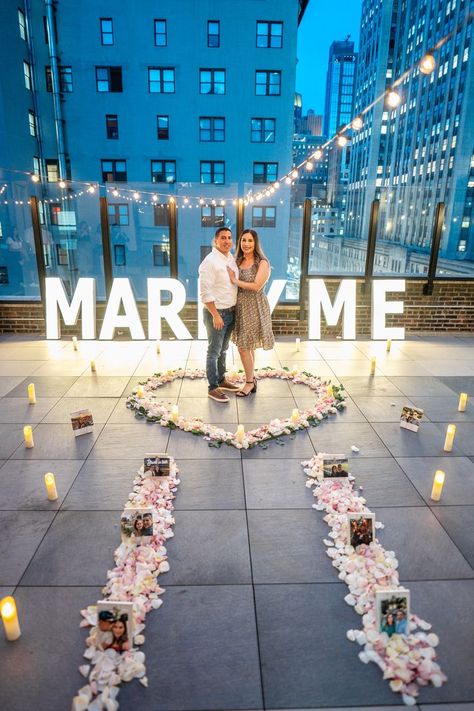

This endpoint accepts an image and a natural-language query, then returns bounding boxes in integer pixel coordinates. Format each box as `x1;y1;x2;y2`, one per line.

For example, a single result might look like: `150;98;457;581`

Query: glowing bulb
199;198;204;204
133;191;140;200
352;116;363;130
58;180;66;189
291;170;298;179
314;150;322;160
273;181;280;189
87;185;96;193
220;200;225;206
337;134;348;147
169;196;175;203
152;194;158;201
386;90;401;108
306;162;314;171
420;53;436;75
112;188;119;197
31;174;40;183
184;197;189;204
285;176;292;185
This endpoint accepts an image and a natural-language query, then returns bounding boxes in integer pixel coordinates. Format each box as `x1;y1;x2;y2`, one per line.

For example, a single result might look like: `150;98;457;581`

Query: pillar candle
295;337;300;352
0;596;21;641
156;340;161;354
386;339;392;353
291;408;300;423
44;472;58;501
443;424;456;452
458;393;468;412
136;385;144;398
291;364;298;375
430;470;445;501
27;383;36;404
235;424;245;443
90;360;97;373
72;336;78;351
327;385;333;398
170;405;179;423
370;357;376;375
23;425;34;448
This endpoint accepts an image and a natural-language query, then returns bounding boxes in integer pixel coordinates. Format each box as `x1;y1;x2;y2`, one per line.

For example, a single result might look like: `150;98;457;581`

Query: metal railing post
99;196;113;296
423;202;445;295
236;198;244;238
29;196;47;309
169;198;178;278
299;198;312;319
363;198;379;292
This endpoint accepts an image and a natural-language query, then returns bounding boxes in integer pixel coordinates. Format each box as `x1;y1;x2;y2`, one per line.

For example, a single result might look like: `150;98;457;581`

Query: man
394;609;408;635
142;513;154;536
199;227;241;402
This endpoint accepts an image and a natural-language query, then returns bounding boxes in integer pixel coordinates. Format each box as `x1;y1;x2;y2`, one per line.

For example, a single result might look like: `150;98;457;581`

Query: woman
133;516;144;537
381;612;396;637
227;229;274;396
106;616;130;652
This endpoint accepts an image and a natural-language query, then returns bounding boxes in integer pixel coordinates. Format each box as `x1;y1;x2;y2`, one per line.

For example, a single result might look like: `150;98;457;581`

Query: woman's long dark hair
235;229;267;266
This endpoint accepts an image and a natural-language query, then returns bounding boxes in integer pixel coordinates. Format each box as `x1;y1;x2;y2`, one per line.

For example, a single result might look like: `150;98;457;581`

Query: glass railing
1;174;473;304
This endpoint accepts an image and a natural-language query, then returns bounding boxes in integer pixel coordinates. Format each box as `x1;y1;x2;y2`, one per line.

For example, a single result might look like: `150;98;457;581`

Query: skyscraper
322;39;357;139
346;0;474;267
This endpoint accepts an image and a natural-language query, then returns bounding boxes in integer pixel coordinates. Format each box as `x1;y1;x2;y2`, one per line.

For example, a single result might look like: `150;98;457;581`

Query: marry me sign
44;277;406;341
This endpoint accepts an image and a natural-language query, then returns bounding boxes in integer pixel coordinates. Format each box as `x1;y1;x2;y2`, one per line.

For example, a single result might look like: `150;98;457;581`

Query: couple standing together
199;227;274;402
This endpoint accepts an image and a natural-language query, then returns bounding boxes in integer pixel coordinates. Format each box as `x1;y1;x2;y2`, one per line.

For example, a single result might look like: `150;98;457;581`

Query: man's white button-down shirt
199;247;238;309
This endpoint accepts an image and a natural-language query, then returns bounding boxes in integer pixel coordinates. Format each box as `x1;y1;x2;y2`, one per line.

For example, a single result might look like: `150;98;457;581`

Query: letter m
45;277;96;339
308;279;356;340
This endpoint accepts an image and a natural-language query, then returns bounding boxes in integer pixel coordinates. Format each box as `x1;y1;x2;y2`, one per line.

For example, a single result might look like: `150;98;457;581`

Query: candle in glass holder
386;338;392;353
0;596;21;641
27;383;36;404
443;424;456;452
430;470;445;501
72;336;78;351
370;357;376;375
156;340;161;354
295;337;300;352
170;405;179;423
136;385;144;398
90;360;97;373
44;472;58;501
291;408;300;423
235;424;245;443
23;425;34;448
327;385;333;398
458;393;468;412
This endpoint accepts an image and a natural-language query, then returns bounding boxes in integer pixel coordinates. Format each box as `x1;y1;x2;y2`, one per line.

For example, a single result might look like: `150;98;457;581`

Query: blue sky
296;0;362;115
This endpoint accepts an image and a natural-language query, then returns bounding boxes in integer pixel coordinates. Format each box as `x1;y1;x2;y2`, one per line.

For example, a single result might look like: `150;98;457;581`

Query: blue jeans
203;308;235;391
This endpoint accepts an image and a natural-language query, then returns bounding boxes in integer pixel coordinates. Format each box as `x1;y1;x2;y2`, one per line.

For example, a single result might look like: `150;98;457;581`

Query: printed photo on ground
144;453;171;477
322;456;349;479
400;405;424;433
347;512;375;548
120;507;154;543
96;600;134;653
70;408;94;436
375;588;410;637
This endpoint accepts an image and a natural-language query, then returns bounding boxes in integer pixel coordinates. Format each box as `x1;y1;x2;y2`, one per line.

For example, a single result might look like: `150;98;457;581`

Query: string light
58;180;66;189
87;185;96;193
386;89;401;108
337;134;348;147
133;191;140;200
306;162;314;171
291;169;298;179
314;149;323;160
112;188;119;197
31;174;40;183
285;176;292;185
420;53;436;74
352;116;364;130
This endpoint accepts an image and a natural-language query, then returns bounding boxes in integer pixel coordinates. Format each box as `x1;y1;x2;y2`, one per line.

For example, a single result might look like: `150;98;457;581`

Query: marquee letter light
99;278;145;340
197;278;287;339
45;277;96;339
147;278;192;340
371;279;406;340
308;279;357;340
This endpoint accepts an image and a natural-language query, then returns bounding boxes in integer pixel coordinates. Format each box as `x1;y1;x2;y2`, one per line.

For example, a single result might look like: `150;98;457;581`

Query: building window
200;68;225;94
200;161;225;184
108;203;129;226
199;116;225;141
45;159;59;182
157;115;169;139
153;244;169;266
253;162;278;183
153;205;169;226
0;266;9;284
56;245;69;266
200;245;212;261
100;18;114;45
95;66;122;92
207;21;220;47
251;117;276;142
45;66;73;92
24;61;32;90
18;9;27;40
106;114;119;139
252;205;276;227
101;159;127;182
148;67;175;93
256;21;283;48
201;205;225;227
154;19;167;46
151;160;176;183
255;70;281;96
33;156;41;179
114;244;126;266
28;110;37;137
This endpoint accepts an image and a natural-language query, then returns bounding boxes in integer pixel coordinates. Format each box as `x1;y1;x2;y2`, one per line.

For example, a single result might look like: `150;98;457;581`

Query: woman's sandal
236;380;257;397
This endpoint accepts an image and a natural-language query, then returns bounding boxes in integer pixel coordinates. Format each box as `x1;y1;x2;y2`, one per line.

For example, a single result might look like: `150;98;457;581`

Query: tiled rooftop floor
0;334;473;710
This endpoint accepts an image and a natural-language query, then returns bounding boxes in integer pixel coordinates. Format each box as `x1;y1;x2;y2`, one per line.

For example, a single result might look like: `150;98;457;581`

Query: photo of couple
199;227;275;402
376;589;410;638
144;454;171;477
322;457;349;479
120;508;154;542
348;513;375;548
96;601;133;654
